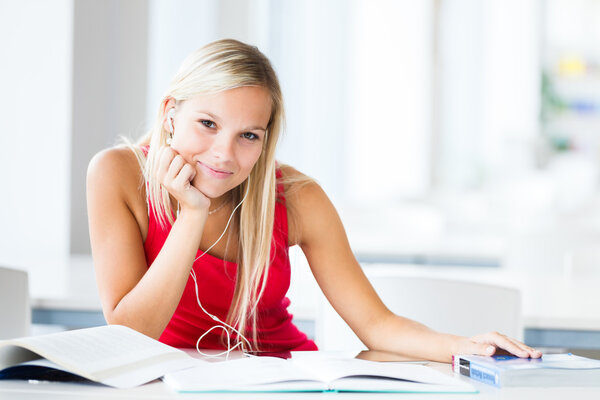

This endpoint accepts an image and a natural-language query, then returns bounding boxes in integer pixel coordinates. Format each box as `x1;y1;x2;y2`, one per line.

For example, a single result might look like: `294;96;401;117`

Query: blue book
452;353;600;387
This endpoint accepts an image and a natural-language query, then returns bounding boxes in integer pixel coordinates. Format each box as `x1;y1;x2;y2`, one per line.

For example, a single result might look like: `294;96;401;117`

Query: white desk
2;362;600;399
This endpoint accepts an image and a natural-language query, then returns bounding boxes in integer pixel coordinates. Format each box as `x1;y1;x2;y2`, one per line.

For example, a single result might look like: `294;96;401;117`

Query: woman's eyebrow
243;125;267;132
194;111;220;121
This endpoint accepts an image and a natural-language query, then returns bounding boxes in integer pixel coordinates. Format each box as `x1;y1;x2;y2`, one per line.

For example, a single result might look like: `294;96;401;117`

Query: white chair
0;266;30;339
315;267;522;352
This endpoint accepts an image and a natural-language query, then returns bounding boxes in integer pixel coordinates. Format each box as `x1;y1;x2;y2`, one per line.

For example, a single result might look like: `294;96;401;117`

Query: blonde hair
129;39;284;350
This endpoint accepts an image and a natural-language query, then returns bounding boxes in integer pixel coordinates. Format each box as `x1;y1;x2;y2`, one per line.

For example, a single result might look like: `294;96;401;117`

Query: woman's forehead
181;87;272;123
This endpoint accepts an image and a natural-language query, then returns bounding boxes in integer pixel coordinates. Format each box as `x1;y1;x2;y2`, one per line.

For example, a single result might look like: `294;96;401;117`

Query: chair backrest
0;266;30;339
316;268;522;352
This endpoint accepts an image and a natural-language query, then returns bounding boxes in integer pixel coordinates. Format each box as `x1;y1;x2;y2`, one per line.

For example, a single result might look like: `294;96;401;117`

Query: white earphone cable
188;176;254;360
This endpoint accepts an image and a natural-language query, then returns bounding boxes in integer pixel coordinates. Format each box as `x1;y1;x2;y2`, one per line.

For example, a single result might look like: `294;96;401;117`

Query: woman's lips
197;161;233;179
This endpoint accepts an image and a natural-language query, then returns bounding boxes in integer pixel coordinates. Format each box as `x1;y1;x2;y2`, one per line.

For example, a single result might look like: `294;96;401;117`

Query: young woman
87;39;541;362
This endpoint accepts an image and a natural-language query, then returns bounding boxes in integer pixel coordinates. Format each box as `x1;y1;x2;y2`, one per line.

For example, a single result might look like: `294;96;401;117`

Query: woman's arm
283;166;540;362
87;147;208;339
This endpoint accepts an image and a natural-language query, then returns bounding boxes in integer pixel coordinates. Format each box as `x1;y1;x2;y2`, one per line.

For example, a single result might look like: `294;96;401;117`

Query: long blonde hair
129;39;284;350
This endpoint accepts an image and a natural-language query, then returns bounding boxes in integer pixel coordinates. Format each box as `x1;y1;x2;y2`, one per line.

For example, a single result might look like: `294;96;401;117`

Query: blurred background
1;0;599;352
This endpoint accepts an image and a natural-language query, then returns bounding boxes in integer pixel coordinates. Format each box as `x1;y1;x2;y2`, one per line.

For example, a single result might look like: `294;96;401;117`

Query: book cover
453;353;600;388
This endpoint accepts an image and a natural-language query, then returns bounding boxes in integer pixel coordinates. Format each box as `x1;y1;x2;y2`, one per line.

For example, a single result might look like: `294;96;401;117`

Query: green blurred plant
540;70;571;152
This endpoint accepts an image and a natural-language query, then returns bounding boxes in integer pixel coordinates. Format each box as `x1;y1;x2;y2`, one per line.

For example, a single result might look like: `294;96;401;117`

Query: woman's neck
208;191;233;216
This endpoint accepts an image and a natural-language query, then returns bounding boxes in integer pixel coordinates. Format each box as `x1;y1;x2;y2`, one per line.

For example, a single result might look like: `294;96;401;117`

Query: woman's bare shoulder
87;146;145;200
278;163;317;191
278;163;325;204
278;163;332;245
88;146;141;175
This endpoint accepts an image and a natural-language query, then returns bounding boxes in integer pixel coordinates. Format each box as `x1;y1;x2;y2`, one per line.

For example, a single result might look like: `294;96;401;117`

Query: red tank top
143;165;317;352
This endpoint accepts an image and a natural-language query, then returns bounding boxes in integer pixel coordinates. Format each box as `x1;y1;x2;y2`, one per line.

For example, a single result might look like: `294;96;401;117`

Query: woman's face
167;86;272;199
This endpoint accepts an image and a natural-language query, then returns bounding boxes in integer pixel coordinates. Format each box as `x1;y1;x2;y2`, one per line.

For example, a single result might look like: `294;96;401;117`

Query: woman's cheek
246;147;263;169
172;125;204;155
170;138;193;158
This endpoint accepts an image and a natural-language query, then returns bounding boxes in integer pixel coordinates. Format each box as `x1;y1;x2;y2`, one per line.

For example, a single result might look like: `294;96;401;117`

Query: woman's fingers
467;342;497;356
154;146;209;212
173;163;197;191
157;147;190;193
489;332;541;358
166;155;186;184
156;146;176;183
468;332;542;358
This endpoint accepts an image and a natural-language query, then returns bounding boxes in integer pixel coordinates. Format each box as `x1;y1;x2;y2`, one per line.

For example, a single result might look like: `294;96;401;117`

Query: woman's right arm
86;147;208;339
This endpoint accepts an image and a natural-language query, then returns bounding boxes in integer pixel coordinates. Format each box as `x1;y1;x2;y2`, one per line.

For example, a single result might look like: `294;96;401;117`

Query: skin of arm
86;147;207;339
282;165;541;363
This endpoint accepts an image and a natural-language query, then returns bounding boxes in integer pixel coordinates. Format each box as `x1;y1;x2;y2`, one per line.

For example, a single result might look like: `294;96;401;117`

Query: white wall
0;0;151;295
266;0;352;203
437;0;540;189
0;0;73;295
71;0;149;254
481;0;540;179
437;0;485;188
348;0;433;203
146;0;220;124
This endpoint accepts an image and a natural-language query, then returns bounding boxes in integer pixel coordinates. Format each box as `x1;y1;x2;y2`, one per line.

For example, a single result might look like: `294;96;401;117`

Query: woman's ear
161;97;177;133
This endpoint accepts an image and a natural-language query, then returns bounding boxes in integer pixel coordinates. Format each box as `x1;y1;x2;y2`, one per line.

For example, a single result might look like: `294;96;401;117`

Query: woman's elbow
102;308;163;340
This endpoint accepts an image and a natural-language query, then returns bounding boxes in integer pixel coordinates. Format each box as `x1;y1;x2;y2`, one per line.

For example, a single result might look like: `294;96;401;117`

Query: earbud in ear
166;108;175;145
167;108;175;133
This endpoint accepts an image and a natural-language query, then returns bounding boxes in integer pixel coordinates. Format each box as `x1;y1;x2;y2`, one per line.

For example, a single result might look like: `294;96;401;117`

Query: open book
0;325;197;388
163;354;477;393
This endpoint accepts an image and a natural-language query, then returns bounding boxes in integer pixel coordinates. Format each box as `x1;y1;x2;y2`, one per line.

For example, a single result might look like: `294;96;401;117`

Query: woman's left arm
285;171;541;363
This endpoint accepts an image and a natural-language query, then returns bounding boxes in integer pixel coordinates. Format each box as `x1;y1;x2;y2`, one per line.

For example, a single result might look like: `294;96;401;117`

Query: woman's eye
200;120;216;128
241;132;259;141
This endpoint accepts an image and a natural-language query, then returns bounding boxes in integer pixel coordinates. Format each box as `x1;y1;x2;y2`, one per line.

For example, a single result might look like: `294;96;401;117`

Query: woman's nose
211;133;235;160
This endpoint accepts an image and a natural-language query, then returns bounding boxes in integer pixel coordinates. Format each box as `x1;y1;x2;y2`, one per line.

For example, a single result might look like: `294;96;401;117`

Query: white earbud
167;108;175;133
166;108;175;145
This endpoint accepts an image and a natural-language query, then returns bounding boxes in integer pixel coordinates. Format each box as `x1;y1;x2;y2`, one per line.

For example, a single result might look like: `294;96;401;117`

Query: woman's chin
192;183;227;200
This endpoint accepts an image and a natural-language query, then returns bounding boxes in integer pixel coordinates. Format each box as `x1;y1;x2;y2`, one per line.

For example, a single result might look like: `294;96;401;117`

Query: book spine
455;357;501;388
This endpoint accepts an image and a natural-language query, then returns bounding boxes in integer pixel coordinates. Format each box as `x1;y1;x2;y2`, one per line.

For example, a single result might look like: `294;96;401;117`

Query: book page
0;325;197;388
328;376;477;393
292;356;474;389
537;354;600;369
163;356;326;392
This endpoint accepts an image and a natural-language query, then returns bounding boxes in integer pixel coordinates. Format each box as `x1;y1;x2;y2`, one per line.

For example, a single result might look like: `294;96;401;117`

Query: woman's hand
156;146;210;215
454;331;542;358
